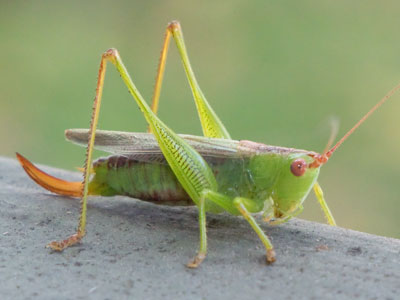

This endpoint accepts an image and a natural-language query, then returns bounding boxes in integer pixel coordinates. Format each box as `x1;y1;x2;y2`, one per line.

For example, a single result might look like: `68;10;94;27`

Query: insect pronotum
17;21;400;268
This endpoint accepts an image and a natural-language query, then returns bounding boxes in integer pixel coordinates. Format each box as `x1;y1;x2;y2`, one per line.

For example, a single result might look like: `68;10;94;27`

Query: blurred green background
1;1;399;239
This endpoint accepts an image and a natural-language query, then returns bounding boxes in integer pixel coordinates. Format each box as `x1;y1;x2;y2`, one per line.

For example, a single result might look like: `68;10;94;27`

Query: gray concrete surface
0;156;399;300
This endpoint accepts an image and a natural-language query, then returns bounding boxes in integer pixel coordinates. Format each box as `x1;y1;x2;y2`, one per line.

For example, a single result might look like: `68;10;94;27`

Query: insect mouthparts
308;153;329;168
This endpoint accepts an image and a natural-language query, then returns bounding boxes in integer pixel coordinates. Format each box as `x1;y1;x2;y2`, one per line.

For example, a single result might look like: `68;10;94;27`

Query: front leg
267;205;304;226
313;182;336;226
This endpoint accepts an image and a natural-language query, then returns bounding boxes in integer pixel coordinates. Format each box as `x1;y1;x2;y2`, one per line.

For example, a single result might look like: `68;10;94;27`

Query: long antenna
322;117;339;154
309;81;400;169
325;81;400;158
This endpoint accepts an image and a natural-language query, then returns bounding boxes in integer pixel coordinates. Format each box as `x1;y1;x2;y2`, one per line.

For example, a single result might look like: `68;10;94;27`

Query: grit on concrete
0;156;399;300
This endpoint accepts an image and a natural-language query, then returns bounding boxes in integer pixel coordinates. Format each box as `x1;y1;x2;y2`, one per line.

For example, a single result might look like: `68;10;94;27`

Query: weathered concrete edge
1;156;399;300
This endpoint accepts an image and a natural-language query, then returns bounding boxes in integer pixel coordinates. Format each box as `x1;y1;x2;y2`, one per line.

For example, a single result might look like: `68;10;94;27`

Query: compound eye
290;159;307;176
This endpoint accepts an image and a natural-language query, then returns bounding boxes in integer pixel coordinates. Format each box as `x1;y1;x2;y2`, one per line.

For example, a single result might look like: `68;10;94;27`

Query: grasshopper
17;21;400;268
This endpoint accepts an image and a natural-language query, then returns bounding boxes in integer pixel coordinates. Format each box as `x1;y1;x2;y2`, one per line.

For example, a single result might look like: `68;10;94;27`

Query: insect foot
46;233;83;251
186;253;206;269
266;249;276;264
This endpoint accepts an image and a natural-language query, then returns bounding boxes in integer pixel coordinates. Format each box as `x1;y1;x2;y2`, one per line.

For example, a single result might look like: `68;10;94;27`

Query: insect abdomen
90;154;268;207
90;156;192;205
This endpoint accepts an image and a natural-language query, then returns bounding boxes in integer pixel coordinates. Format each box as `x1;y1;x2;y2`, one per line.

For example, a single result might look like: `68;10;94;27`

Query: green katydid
16;21;400;268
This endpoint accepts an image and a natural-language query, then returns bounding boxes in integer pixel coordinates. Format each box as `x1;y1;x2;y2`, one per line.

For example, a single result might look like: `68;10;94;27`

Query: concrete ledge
1;156;399;299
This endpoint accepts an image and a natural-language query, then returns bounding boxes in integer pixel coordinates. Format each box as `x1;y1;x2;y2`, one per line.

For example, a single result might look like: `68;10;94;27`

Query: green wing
65;129;310;163
65;129;241;162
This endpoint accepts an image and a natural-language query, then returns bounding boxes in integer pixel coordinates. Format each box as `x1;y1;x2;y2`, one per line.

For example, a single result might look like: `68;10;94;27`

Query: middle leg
233;197;276;263
203;190;276;264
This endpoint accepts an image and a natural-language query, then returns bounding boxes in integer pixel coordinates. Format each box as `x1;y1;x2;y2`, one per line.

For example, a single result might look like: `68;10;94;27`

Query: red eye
290;159;307;176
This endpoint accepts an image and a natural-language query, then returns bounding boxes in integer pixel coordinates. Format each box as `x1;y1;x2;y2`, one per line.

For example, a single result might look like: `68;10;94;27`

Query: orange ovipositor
16;152;83;197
